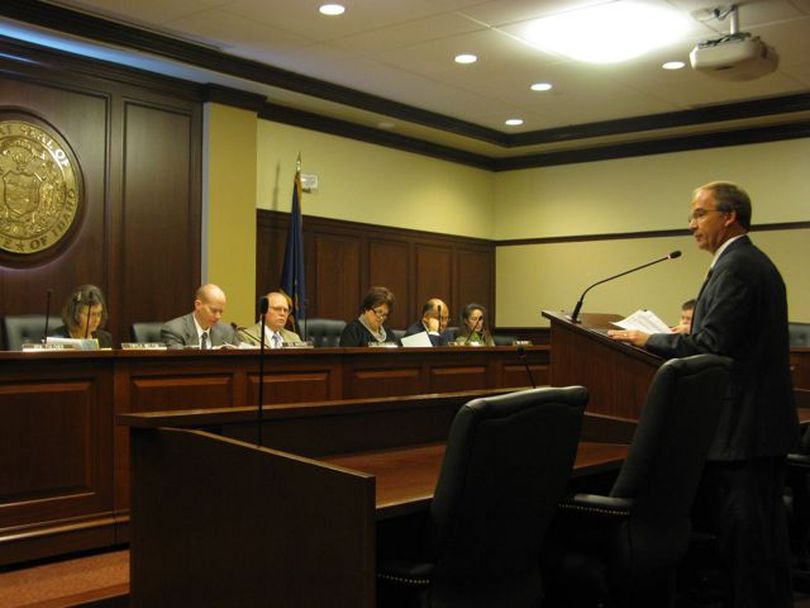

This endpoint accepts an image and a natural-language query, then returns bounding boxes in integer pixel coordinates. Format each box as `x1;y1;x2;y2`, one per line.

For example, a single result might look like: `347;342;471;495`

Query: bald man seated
403;298;450;346
238;291;302;348
161;283;240;349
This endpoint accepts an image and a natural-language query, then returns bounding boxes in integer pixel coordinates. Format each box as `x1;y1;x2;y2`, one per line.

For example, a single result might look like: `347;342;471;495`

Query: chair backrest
131;322;164;343
428;386;587;606
610;354;732;525
789;322;810;347
492;333;516;346
390;328;406;341
300;318;346;347
2;315;62;350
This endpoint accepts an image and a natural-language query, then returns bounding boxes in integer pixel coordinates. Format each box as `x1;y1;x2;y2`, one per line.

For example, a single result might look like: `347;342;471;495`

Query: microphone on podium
569;250;682;323
43;289;53;343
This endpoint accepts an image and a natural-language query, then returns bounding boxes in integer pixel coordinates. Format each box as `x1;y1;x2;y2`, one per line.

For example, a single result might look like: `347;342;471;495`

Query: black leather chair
131;322;164;343
300;318;346;347
789;322;810;347
377;386;587;608
492;333;516;346
2;315;62;350
543;354;733;608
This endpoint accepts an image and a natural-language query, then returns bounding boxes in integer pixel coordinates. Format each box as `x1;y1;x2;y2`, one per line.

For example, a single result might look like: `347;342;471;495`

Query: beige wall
494;139;810;326
257;121;494;239
204;103;257;326
251;119;809;327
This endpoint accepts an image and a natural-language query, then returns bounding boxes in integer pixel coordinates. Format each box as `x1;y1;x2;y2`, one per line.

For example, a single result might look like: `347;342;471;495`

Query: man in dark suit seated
403;298;450;346
609;181;799;608
161;283;240;349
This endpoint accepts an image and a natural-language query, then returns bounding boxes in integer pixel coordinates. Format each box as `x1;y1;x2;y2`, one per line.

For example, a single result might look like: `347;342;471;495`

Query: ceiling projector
690;32;778;81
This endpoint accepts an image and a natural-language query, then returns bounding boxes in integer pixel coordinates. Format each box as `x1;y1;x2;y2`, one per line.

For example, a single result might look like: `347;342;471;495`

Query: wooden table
325;440;630;520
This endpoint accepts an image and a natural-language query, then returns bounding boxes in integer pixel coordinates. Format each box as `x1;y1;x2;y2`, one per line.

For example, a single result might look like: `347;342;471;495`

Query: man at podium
609;181;798;608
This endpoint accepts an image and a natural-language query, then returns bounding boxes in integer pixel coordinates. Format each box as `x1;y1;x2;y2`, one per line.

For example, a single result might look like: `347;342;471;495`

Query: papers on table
400;331;433;347
612;309;672;334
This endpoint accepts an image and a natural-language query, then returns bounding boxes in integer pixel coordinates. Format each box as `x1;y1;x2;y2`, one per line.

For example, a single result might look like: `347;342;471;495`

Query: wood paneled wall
0;44;202;345
256;210;495;330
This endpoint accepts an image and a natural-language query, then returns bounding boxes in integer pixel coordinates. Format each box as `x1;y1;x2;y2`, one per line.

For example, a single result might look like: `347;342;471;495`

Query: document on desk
612;309;672;334
400;331;433;347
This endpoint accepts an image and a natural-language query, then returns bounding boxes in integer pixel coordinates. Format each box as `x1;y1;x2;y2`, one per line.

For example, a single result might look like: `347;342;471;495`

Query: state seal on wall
0;116;82;254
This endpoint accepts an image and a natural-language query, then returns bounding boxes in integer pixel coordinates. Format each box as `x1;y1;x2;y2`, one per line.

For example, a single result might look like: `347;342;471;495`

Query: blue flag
280;164;306;331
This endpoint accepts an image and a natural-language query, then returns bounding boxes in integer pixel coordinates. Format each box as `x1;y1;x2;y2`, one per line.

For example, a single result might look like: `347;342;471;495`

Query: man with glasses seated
238;291;301;348
339;286;397;347
403;297;451;346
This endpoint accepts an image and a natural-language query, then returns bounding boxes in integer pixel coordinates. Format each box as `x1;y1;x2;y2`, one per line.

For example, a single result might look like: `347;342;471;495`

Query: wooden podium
542;310;664;419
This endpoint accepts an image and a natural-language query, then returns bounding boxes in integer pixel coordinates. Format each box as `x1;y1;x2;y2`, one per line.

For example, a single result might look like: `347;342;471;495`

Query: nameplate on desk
283;341;314;349
45;337;100;350
22;342;72;351
121;342;167;350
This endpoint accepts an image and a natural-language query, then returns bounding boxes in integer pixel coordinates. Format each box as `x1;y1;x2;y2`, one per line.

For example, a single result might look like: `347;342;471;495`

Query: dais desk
0;346;548;565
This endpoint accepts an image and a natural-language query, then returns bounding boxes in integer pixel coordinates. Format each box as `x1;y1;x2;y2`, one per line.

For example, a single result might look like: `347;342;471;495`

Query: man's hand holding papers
607;309;671;348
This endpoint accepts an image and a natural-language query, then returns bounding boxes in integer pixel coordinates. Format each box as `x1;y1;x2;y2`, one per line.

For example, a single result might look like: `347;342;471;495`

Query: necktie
696;267;714;304
200;332;208;350
271;333;281;349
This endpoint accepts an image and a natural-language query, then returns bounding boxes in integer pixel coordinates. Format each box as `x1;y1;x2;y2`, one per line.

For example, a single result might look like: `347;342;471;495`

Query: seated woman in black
452;302;495;346
50;284;113;348
339;286;397;347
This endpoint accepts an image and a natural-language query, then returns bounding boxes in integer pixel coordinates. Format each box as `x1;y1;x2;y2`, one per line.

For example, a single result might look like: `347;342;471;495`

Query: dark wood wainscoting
0;45;202;346
256;210;494;330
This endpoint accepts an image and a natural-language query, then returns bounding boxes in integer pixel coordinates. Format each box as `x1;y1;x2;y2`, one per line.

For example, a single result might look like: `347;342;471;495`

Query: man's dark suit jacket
403;320;448;346
646;235;798;461
160;313;240;349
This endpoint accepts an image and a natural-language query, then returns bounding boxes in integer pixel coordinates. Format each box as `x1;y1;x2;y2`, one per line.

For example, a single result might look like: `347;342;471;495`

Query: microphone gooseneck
516;346;537;388
569;250;682;323
43;289;53;343
257;297;269;447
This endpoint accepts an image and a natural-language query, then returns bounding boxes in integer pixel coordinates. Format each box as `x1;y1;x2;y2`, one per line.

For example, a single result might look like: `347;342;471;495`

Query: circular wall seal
0;118;82;254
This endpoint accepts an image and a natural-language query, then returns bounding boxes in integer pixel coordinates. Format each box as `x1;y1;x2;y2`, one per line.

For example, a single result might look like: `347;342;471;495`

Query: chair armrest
559;493;634;518
788;453;810;469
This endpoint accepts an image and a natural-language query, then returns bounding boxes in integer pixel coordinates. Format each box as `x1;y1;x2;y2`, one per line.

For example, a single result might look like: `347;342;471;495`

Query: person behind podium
50;284;113;348
339;286;397;347
403;298;450;346
671;298;695;334
452;303;494;346
238;291;301;348
161;283;240;349
608;181;798;608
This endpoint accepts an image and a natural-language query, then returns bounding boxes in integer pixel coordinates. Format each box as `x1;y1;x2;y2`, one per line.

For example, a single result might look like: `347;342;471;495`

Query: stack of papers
612;309;672;334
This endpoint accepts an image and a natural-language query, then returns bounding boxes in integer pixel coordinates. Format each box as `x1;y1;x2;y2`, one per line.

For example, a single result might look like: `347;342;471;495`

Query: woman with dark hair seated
453;302;494;346
50;284;113;348
339;286;397;347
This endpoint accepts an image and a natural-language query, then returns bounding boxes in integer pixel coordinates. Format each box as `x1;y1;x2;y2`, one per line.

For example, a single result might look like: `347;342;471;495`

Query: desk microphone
257;296;269;447
43;289;53;343
569;250;682;323
516;346;536;388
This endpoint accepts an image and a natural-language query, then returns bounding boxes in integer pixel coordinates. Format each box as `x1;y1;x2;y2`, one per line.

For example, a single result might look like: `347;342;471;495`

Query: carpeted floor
0;549;129;607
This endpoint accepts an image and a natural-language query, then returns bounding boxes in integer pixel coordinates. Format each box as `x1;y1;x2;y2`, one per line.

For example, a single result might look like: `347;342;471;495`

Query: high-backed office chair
377;386;587;608
785;419;810;591
789;322;810;347
2;315;62;350
492;333;516;346
300;318;346;347
543;354;732;608
131;322;164;343
390;328;406;342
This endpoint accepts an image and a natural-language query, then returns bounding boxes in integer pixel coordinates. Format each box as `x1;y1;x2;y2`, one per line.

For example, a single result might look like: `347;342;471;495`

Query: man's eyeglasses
269;306;289;314
688;208;724;223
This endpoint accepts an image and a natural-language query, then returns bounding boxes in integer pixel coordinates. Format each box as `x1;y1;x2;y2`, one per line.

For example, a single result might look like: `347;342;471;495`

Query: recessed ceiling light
505;118;524;126
319;4;345;16
520;2;691;64
377;121;396;130
530;82;553;92
662;61;686;70
454;54;478;64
